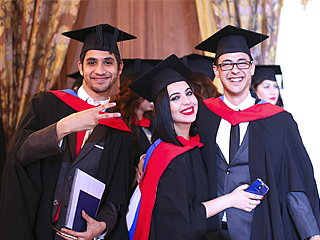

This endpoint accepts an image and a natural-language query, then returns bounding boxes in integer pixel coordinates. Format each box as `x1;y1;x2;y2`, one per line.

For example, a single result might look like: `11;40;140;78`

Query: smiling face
78;50;123;101
213;52;255;105
255;80;279;105
167;81;198;138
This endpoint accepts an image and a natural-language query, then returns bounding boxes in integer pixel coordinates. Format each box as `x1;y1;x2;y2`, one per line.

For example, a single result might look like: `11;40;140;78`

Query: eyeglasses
218;60;253;71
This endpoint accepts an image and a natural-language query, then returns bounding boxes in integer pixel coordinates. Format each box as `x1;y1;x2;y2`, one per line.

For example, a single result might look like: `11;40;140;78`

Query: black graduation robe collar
48;90;131;133
202;96;284;126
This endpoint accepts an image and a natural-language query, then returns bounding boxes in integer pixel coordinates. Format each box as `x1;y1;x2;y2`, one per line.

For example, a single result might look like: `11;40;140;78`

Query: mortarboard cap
67;71;82;80
252;65;283;88
128;54;193;102
121;58;161;84
195;25;269;63
62;23;137;58
180;53;215;80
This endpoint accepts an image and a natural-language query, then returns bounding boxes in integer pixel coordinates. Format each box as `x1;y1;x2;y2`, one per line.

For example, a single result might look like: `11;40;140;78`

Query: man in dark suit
0;24;136;240
195;25;320;240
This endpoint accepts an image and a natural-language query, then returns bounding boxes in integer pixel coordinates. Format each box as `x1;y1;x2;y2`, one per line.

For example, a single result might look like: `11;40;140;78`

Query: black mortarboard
252;65;283;88
67;71;83;89
67;71;82;80
62;23;137;58
128;54;193;102
195;25;269;63
180;53;215;80
121;58;161;84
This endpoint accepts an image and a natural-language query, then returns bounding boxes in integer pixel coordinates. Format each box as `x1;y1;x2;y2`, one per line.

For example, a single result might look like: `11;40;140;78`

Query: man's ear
213;64;220;78
250;61;256;76
118;61;124;76
78;61;84;76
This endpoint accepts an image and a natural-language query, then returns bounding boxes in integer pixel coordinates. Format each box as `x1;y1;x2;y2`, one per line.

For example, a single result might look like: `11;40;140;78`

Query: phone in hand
50;224;77;240
245;178;269;196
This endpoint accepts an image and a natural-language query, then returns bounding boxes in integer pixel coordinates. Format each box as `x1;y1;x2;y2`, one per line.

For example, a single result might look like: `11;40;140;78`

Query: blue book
66;168;106;231
73;190;101;232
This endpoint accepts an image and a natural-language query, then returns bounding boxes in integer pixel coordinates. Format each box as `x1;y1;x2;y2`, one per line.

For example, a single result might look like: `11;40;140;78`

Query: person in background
250;65;284;107
127;54;263;240
67;71;83;91
195;25;320;240
181;53;221;100
115;58;161;184
112;75;154;184
0;24;136;240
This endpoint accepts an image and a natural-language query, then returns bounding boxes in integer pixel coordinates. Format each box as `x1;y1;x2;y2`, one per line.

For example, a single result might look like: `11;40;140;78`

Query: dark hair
152;82;197;146
112;73;154;140
80;51;122;70
186;73;221;100
250;80;284;108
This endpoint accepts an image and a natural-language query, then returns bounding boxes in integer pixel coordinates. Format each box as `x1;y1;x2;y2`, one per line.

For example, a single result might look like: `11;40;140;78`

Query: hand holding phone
50;224;77;240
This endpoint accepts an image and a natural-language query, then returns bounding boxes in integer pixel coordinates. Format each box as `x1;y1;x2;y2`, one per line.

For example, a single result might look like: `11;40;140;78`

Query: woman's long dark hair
151;82;197;146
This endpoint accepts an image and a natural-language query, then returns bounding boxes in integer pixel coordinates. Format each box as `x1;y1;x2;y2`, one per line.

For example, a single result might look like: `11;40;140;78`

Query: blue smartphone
245;178;269;196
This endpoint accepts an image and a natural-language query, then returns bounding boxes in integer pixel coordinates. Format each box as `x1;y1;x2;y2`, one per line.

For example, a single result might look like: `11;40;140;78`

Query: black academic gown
0;91;135;240
149;147;209;240
197;99;320;240
133;126;152;164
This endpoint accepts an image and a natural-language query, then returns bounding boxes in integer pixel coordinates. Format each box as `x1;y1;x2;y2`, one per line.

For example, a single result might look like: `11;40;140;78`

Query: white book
65;168;106;231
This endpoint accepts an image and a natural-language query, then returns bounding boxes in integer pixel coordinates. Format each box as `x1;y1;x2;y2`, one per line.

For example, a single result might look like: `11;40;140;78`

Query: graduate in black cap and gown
0;24;136;240
127;54;263;240
250;65;284;107
195;25;320;240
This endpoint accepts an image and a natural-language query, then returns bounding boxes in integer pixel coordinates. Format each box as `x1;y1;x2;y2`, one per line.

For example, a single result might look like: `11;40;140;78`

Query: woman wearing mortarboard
250;65;284;107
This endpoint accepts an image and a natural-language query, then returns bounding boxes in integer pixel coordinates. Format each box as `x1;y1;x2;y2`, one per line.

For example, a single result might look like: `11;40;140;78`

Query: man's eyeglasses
218;60;253;71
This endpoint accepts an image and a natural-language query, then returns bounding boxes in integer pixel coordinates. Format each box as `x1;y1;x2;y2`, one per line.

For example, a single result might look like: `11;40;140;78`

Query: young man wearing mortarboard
0;24;136;240
195;25;320;240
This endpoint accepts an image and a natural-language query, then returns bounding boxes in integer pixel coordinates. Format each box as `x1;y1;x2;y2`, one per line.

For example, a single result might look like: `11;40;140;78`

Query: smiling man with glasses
195;25;320;240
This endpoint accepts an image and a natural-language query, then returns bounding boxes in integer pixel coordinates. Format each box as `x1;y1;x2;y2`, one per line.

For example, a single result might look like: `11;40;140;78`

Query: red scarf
132;116;151;127
203;97;285;126
49;90;131;156
133;135;203;240
48;90;131;132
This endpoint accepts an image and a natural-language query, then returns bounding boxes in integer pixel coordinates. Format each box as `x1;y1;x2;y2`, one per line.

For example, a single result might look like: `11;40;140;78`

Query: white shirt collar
223;92;255;111
77;85;110;106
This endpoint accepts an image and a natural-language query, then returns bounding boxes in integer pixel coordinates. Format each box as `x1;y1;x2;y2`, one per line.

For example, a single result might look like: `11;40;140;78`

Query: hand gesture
56;103;120;141
57;210;106;240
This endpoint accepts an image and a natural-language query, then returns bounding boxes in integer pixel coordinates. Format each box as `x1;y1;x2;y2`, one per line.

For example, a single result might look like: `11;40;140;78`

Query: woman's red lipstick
181;106;194;115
